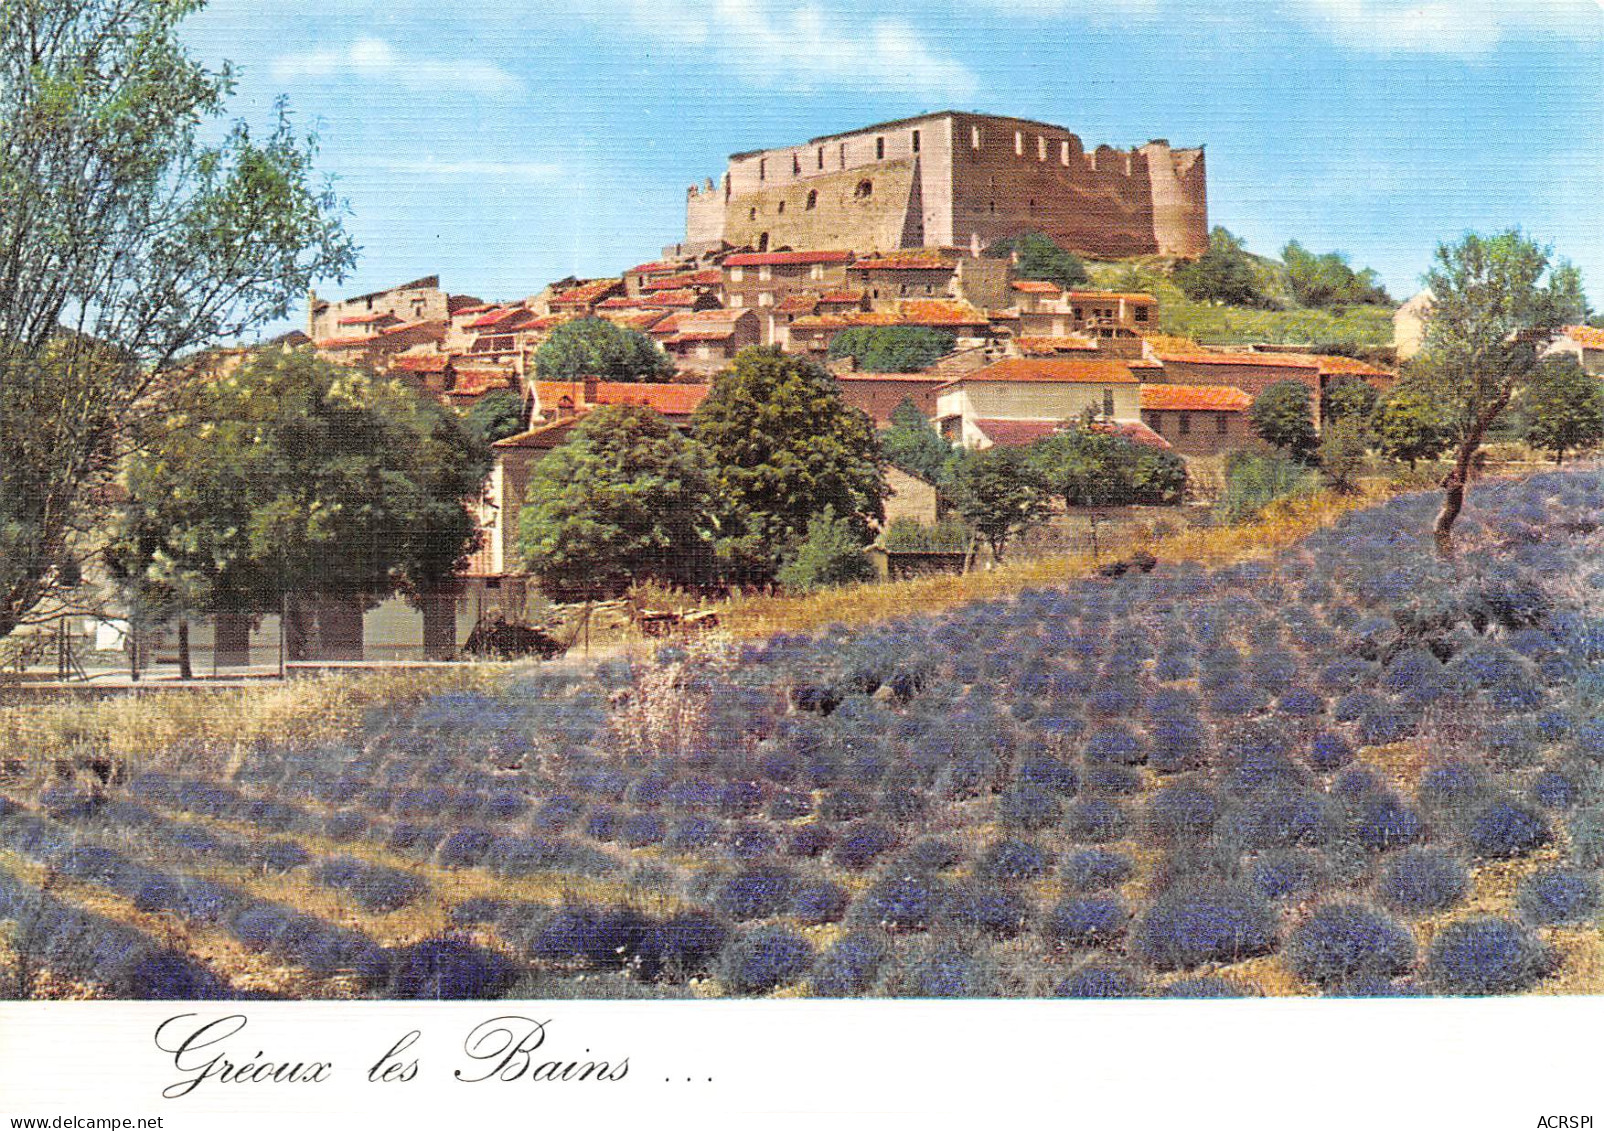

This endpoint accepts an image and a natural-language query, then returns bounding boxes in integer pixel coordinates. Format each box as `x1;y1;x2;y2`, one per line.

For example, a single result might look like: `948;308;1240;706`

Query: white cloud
271;37;523;98
576;0;979;99
1291;0;1603;56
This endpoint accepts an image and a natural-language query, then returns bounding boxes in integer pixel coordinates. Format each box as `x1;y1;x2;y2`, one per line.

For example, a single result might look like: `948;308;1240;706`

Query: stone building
686;112;1207;260
935;357;1143;449
307;275;455;341
1139;383;1256;456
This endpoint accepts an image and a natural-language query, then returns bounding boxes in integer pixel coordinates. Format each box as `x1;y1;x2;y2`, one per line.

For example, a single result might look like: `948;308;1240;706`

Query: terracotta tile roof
533;380;709;418
1140;383;1252;412
650;310;746;336
820;290;866;304
988;309;1022;321
493;415;586;450
643;270;722;291
834;372;946;384
1011;280;1062;294
448;295;487;315
776;294;820;314
391;354;452;374
626;260;691;276
599;310;669;332
722;250;852;267
851;253;956;271
636;289;703;308
1564;325;1604;350
1015;335;1098;355
898;299;990;327
315;335;377;349
1094;419;1171;449
972;418;1066;446
1313;354;1393;377
1156;350;1320;370
668;328;738;344
1128;358;1165;370
954;358;1139;385
550;278;623;306
337;312;399;326
466;307;534;330
791;310;906;330
1065;290;1159;304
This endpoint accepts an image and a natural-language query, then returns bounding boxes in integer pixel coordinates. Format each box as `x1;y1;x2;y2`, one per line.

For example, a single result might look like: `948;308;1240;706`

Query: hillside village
17;111;1604;675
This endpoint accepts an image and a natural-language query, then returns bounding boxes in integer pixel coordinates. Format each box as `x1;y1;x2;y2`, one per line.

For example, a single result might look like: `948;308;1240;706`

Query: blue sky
181;0;1604;331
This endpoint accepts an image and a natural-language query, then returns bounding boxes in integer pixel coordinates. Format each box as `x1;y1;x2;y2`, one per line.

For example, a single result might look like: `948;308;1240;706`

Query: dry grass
716;482;1399;639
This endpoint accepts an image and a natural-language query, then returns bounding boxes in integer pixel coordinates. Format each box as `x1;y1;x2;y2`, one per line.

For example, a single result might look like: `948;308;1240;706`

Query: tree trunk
1435;395;1511;560
177;617;192;680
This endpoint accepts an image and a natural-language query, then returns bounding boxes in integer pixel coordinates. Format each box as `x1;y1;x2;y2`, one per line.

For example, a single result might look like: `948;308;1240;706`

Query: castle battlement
688;112;1207;260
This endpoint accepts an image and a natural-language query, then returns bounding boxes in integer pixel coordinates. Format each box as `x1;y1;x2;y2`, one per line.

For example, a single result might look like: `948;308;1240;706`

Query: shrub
1148;715;1210;774
1350;795;1427;852
619;813;666;847
1570;809;1604;868
1221;792;1337;850
998;785;1062;831
316;857;427;914
1133;885;1278;971
1416;762;1487;820
1053;964;1145;998
1147;784;1221;842
777;508;877;593
832;822;899;869
978;838;1051;881
1516;868;1600;926
820;788;874;823
437;828;494;868
811;932;890;996
908;945;994;998
724;824;780;861
639;912;728;979
1064;799;1130;843
719;927;815;994
1247;851;1320;901
1530;770;1579;811
1017;754;1079;796
943;883;1030;938
385;939;518;1000
1158;977;1256;998
785;825;833;858
1285;903;1416;988
1424;916;1552;994
1083;725;1146;766
714;870;793;921
902;837;964;872
789;881;851;926
767;791;813;821
1377;849;1469;916
1062;849;1135;892
1045;895;1129;949
1464;799;1551;859
857;875;946;931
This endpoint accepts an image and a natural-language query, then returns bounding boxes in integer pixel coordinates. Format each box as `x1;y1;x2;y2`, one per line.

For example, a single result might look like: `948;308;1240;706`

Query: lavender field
6;470;1604;999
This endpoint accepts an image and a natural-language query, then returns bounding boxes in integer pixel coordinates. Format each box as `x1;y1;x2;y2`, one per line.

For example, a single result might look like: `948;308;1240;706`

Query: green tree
518;403;715;598
828;326;956;372
110;349;490;673
1032;427;1187;508
1174;227;1272;308
775;507;877;593
462;388;527;443
1249;381;1320;463
879;399;955;482
1322;377;1380;425
945;445;1053;564
534;317;675;383
1317;416;1369;494
1415;230;1586;555
984;232;1089;289
1372;383;1453;469
0;0;356;643
1522;355;1604;465
1283;241;1392;308
691;348;887;582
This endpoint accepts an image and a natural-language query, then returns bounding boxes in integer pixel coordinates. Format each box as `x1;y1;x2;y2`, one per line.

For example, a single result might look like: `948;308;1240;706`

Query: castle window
1103;389;1115;417
1029;199;1036;214
1061;141;1071;166
855;179;873;199
758;233;770;252
1014;131;1023;156
1038;136;1047;161
758;292;774;307
989;201;996;214
876;136;885;159
749;207;758;221
793;154;801;175
1074;307;1084;319
971;125;981;150
840;143;847;168
912;129;921;153
759;158;766;181
818;148;825;169
805;189;818;211
777;200;786;214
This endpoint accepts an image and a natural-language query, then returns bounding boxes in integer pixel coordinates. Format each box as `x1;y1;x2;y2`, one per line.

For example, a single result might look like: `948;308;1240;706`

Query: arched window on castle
1038;136;1047;161
805;189;818;211
971;125;981;150
855;179;873;199
1061;141;1071;166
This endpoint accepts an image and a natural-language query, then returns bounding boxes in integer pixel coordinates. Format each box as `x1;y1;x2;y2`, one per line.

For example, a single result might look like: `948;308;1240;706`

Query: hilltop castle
685;111;1207;260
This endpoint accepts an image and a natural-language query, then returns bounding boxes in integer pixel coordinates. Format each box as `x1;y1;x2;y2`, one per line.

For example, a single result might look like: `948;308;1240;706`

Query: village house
307;275;457;341
720;250;854;315
1152;349;1323;400
833;371;948;424
935;356;1144;449
1139;383;1255;455
653;308;763;371
1548;325;1604;376
846;249;1009;311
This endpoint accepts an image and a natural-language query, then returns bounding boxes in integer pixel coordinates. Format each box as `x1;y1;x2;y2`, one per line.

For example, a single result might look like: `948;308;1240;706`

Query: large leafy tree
517;403;716;598
984;231;1088;289
110;349;489;671
1174;227;1272;308
0;0;355;642
827;326;955;373
533;317;674;383
462;388;527;443
945;445;1053;564
691;347;887;582
879;398;955;482
1373;383;1452;469
1522;355;1604;465
1414;230;1586;555
1282;241;1392;308
1031;427;1186;508
1249;380;1319;463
